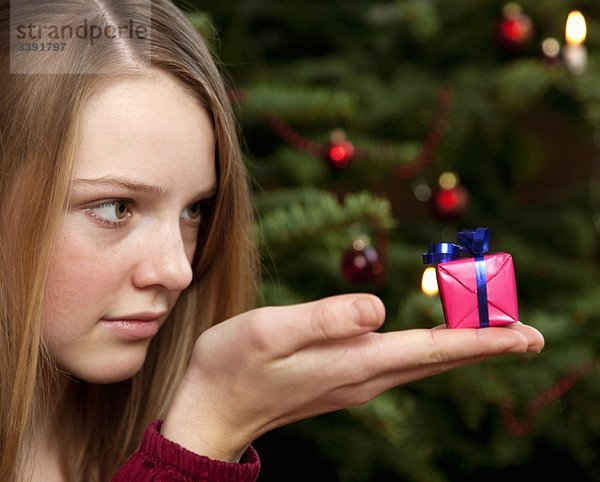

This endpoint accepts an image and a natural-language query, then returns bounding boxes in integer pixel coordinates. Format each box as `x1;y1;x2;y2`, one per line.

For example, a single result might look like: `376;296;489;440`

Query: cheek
42;227;120;325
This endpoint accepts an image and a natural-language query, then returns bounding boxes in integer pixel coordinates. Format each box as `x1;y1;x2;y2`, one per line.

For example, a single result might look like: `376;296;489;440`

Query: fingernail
352;298;382;326
507;344;527;354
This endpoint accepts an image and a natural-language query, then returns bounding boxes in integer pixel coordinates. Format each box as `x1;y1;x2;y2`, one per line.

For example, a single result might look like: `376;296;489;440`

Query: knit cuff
138;418;260;481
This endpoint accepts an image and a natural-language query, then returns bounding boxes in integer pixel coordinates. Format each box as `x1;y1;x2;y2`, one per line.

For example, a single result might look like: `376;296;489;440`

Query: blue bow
422;228;490;264
422;228;491;327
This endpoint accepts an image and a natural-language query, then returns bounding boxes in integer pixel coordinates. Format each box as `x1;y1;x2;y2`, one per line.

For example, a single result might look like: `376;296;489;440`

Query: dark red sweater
111;419;260;481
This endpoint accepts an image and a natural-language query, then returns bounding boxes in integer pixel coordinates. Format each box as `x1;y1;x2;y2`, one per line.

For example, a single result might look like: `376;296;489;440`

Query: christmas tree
181;1;599;480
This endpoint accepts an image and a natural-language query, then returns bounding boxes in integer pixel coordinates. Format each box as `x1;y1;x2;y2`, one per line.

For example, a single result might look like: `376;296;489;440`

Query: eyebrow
72;175;217;199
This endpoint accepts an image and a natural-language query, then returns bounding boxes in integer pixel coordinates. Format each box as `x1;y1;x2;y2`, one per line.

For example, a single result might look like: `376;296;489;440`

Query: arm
160;293;544;462
111;419;260;482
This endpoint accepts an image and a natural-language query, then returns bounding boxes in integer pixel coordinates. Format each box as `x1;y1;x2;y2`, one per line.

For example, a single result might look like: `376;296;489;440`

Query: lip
102;311;167;322
99;312;167;340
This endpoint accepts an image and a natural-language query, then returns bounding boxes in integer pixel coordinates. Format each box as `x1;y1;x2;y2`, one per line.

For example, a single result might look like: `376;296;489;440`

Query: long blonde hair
0;1;257;480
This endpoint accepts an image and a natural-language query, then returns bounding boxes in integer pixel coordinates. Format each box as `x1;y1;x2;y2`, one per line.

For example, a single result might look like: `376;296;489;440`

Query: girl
0;1;544;480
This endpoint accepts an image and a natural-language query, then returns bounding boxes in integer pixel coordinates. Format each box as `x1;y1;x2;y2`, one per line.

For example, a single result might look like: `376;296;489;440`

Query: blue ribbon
423;228;491;327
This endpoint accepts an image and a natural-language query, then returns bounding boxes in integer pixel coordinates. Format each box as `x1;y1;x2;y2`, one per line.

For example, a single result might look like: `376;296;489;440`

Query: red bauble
325;140;355;169
430;186;470;221
496;5;534;53
341;243;383;284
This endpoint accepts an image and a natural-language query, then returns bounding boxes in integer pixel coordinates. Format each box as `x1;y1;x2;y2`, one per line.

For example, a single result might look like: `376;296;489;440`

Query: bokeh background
178;1;599;480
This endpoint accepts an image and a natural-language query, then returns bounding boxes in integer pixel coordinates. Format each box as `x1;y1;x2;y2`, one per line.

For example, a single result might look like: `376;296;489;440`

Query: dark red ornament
341;242;383;284
324;129;355;169
325;140;354;169
496;4;534;53
430;186;470;221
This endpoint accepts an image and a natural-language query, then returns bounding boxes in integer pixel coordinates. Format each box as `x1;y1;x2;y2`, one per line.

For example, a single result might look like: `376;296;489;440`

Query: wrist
161;376;254;462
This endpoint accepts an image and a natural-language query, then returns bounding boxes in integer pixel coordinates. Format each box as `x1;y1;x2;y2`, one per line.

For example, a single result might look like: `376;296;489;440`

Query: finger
431;322;544;352
304;325;534;393
364;326;532;376
247;294;386;356
505;322;545;353
353;326;544;405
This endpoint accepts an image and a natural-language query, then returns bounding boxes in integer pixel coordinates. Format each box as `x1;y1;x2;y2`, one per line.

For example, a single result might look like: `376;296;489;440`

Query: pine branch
239;84;356;124
255;189;396;250
348;391;412;446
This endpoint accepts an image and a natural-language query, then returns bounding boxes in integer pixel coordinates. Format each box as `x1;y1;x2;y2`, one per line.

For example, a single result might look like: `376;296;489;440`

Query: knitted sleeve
111;419;261;482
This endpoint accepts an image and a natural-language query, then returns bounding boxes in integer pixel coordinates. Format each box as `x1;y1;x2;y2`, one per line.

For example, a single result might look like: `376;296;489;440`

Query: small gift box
423;228;519;329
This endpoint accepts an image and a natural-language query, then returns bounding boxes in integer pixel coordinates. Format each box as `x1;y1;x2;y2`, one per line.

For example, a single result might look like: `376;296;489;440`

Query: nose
131;222;194;292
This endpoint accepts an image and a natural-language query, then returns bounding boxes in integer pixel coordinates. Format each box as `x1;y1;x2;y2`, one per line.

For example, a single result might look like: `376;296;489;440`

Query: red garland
499;359;596;437
266;115;324;158
232;86;452;180
394;87;452;180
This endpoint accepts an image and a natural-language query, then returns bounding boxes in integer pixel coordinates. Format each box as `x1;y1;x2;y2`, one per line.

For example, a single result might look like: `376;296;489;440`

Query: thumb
311;294;386;336
262;294;386;356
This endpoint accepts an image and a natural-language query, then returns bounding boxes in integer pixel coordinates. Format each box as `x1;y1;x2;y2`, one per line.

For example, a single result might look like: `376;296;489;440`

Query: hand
161;294;544;462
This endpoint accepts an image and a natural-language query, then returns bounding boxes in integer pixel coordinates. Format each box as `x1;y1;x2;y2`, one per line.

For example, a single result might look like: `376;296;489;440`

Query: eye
85;200;131;228
181;202;202;225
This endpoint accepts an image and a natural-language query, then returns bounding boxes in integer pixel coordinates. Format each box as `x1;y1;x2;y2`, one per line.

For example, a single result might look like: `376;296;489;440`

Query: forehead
73;70;216;195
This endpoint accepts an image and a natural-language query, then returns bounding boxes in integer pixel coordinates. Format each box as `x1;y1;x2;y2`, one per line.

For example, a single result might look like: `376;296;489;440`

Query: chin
66;345;150;384
80;365;145;384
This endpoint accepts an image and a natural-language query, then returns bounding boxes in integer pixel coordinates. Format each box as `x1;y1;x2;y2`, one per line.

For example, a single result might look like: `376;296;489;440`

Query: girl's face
42;69;216;384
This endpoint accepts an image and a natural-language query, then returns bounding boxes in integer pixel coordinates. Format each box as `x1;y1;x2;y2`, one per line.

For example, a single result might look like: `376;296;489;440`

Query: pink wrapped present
423;228;519;329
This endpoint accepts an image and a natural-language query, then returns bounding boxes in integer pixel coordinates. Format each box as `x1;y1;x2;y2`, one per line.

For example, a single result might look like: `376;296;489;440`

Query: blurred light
593;212;600;234
438;171;459;189
352;237;368;251
421;266;439;296
436;188;459;211
414;182;432;202
329;145;348;162
566;11;586;45
502;3;522;17
542;38;560;57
